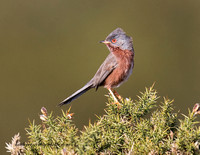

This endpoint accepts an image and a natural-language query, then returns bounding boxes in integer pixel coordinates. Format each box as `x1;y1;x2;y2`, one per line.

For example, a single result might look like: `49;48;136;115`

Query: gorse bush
6;86;200;154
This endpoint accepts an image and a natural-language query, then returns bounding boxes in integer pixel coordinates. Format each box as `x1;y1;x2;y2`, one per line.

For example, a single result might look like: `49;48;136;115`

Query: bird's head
100;28;133;51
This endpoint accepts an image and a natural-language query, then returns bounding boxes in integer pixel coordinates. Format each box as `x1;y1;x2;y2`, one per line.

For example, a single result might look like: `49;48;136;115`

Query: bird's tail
58;82;93;106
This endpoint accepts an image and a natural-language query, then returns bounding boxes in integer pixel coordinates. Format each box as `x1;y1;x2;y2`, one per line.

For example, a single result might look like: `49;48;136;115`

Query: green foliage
25;110;78;154
6;86;200;154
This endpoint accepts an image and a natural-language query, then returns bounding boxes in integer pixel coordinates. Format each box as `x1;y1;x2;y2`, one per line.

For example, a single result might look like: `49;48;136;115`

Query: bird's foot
111;101;122;108
112;89;123;101
108;88;122;108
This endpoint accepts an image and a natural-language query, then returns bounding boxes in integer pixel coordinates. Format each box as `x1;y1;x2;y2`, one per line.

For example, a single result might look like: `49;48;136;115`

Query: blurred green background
1;0;200;153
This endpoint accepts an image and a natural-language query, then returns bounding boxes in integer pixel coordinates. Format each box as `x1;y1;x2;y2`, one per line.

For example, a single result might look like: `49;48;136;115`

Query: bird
59;28;134;106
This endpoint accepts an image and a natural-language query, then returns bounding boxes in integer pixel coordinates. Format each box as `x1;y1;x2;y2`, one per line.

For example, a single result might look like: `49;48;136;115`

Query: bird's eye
111;39;117;43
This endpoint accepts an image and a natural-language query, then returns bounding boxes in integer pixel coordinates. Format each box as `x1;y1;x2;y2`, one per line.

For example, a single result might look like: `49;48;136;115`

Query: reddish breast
104;47;134;89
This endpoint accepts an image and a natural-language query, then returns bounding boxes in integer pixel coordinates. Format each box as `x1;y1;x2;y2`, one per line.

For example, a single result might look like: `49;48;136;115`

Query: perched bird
59;28;134;106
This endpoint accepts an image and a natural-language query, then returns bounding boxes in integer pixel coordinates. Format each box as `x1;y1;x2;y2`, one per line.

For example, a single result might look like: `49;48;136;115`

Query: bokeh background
1;0;200;153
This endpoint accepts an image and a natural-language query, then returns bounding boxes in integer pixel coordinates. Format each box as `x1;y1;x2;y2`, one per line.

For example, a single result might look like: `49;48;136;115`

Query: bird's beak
99;40;111;44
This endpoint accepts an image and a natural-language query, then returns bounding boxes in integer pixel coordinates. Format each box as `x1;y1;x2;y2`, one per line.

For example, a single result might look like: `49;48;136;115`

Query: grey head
101;28;134;51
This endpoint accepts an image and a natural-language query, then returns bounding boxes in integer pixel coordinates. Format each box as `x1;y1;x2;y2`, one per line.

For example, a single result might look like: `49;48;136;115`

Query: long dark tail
58;82;93;106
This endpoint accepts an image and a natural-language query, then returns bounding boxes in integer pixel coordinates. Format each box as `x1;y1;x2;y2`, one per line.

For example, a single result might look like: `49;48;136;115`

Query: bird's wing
91;53;118;89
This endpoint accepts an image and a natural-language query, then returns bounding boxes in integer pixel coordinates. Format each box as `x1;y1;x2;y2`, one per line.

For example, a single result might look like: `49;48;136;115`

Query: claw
111;101;122;108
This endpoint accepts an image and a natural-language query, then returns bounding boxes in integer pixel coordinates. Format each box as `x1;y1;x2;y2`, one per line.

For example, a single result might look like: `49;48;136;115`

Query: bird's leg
111;88;122;100
108;88;121;106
